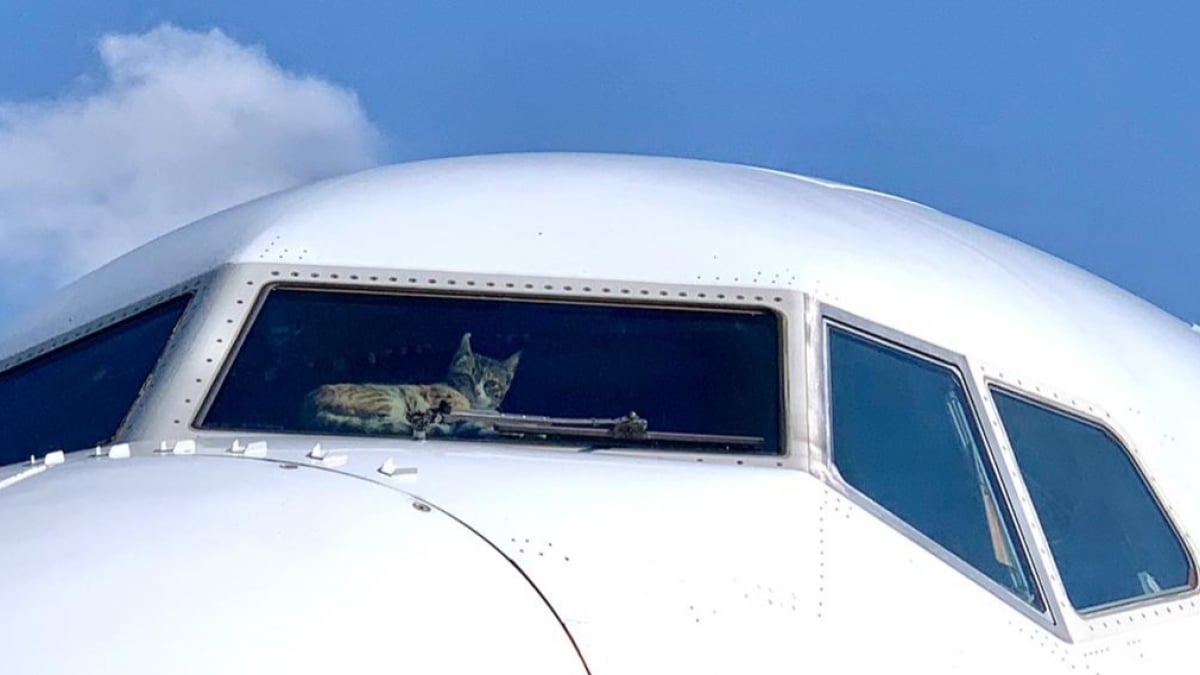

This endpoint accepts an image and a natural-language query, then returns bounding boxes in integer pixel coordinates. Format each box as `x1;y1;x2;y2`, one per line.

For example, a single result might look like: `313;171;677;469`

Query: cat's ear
455;332;474;359
503;350;522;372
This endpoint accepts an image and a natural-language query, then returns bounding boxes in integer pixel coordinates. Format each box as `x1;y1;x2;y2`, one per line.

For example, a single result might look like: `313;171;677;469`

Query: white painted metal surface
1;153;1198;672
0;450;585;675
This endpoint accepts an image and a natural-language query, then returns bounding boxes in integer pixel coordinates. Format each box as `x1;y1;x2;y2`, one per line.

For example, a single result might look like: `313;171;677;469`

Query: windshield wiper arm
440;407;764;448
448;409;648;437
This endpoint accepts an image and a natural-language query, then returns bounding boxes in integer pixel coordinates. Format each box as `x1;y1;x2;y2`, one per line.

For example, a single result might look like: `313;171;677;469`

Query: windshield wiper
413;403;764;449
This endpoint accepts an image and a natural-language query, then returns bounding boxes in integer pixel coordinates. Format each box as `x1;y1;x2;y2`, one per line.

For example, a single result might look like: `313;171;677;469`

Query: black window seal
193;281;791;457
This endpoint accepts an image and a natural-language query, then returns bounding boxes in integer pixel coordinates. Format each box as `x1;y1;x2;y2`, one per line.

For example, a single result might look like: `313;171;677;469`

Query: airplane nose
0;454;586;674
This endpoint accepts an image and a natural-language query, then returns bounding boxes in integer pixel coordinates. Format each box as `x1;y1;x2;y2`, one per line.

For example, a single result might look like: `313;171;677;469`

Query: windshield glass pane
0;295;191;466
992;389;1194;611
828;325;1044;610
201;287;783;453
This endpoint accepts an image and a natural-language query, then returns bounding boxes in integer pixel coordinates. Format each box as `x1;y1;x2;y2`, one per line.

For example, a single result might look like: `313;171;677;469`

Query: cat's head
446;332;521;410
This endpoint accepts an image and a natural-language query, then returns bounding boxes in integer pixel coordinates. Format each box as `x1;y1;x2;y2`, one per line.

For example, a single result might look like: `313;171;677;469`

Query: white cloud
0;23;382;287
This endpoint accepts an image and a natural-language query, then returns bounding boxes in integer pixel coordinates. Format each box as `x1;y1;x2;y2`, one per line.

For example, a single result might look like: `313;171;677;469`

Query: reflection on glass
992;389;1194;611
828;326;1043;610
0;295;191;466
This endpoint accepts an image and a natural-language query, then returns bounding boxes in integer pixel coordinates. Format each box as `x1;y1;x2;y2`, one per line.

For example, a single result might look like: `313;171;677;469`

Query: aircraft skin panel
125;259;1200;545
2;153;1200;672
0;451;587;675
6;438;1194;672
349;441;1067;673
5;153;1199;414
817;487;1074;672
34;255;1194;537
395;444;824;674
4;155;1200;507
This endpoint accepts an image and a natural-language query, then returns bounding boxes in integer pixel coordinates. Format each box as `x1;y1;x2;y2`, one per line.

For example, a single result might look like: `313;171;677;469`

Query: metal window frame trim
185;264;801;467
811;301;1070;640
0;277;207;454
984;380;1200;621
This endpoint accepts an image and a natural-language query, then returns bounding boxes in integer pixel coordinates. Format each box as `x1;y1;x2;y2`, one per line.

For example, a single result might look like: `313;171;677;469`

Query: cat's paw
450;420;497;438
425;423;456;437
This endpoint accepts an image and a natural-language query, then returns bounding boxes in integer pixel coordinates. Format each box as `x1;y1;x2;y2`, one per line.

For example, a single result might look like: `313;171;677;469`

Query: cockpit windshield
200;287;784;454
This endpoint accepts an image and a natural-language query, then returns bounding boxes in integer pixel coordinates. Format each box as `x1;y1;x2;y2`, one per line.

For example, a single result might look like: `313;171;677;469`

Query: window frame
985;380;1200;618
812;303;1064;635
193;281;794;459
0;289;197;455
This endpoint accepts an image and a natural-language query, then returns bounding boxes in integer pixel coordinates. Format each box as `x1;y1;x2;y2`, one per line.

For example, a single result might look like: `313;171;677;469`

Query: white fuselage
0;153;1196;673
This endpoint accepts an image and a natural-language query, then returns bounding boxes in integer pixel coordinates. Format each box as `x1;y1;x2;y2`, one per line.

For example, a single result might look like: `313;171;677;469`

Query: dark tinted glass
992;389;1193;610
202;288;783;453
0;295;191;466
828;326;1043;609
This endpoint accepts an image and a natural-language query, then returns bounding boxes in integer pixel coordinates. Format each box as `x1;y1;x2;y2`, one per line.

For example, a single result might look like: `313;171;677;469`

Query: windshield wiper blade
442;408;764;448
448;409;648;436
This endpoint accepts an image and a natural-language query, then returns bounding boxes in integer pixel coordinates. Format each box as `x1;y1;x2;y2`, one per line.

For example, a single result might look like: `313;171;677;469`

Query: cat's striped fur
302;332;520;437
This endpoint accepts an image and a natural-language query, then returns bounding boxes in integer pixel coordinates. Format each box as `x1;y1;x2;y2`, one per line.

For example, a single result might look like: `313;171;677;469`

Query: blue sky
1;2;1198;324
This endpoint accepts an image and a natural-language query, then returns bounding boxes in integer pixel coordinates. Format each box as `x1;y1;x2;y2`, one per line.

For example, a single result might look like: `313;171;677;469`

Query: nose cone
0;455;585;674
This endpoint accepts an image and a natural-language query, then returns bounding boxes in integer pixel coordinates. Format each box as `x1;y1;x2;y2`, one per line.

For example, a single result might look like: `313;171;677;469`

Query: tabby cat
302;332;521;438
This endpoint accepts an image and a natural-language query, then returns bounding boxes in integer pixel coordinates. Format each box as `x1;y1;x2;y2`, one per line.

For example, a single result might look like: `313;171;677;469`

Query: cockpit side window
827;324;1045;611
199;287;784;454
990;388;1195;612
0;295;192;467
